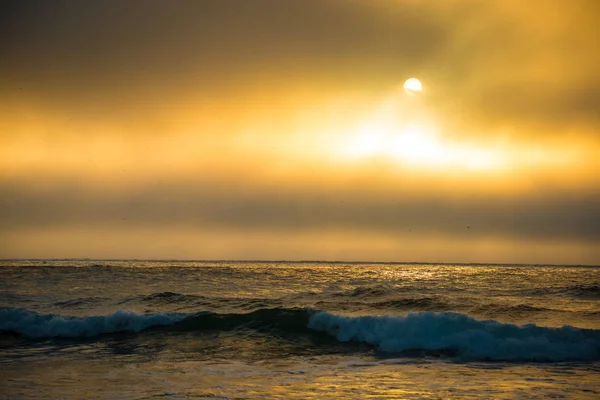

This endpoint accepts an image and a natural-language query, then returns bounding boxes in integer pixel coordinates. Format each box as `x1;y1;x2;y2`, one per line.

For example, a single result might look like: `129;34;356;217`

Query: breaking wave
309;311;600;361
2;307;599;361
0;307;188;338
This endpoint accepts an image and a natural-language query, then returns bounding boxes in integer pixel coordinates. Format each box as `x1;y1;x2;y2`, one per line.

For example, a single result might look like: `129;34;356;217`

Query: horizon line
1;258;598;268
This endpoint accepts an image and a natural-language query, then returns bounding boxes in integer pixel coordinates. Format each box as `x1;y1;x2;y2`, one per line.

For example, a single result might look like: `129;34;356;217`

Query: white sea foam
308;311;600;361
0;308;187;338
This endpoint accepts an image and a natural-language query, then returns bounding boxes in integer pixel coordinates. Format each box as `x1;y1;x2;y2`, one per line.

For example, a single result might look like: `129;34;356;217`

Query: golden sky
1;0;599;264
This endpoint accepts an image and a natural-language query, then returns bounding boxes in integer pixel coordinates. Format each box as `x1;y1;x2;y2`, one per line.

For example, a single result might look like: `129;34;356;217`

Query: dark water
1;260;600;399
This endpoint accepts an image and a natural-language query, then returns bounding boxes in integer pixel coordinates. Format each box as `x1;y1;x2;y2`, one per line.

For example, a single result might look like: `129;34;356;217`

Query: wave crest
0;307;187;338
308;311;600;361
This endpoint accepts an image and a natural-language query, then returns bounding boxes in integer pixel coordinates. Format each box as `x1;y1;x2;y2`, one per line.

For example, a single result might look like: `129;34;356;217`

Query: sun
403;78;422;95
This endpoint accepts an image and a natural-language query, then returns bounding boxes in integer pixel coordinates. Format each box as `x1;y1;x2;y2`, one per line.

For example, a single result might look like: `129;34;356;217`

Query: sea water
1;260;599;399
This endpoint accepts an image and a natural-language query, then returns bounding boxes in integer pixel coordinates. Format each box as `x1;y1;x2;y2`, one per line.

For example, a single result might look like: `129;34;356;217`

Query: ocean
1;260;600;399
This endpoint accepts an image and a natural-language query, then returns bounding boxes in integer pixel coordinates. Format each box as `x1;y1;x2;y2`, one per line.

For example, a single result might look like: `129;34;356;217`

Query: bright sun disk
403;78;422;95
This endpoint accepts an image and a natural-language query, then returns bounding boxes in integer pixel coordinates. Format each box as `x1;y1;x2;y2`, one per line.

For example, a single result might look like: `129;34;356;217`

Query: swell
2;307;599;361
566;284;600;299
470;303;554;317
118;290;451;312
371;297;451;310
52;288;590;316
54;297;110;308
522;284;600;299
120;291;284;311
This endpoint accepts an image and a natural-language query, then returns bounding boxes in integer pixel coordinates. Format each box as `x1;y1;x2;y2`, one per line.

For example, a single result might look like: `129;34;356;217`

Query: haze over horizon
2;0;599;264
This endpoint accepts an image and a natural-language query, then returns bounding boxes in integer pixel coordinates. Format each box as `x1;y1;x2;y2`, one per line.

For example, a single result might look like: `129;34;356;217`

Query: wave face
0;307;313;339
308;311;600;361
0;307;187;338
2;307;600;361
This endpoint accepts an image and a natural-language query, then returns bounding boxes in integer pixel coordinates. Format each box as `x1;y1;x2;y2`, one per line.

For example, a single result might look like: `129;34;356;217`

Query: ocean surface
1;260;600;399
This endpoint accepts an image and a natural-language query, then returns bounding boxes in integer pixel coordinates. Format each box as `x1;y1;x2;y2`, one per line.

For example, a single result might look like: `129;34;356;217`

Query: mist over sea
2;260;600;399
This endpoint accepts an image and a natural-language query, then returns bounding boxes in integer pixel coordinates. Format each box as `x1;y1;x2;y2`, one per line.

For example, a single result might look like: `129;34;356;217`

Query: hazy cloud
2;0;598;131
2;0;599;263
2;179;598;242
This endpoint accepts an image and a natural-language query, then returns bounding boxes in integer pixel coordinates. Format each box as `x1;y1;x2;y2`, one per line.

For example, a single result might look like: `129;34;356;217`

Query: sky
1;0;599;264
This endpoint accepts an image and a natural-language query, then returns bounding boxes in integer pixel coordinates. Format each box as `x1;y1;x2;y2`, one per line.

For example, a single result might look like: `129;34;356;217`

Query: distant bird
467;226;470;229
